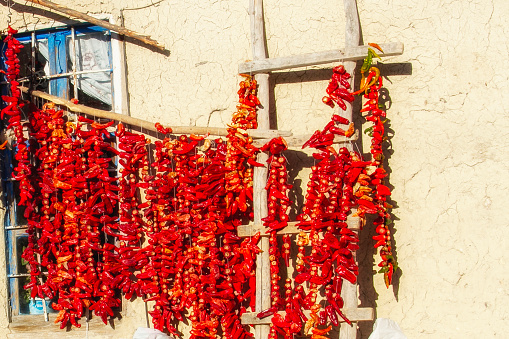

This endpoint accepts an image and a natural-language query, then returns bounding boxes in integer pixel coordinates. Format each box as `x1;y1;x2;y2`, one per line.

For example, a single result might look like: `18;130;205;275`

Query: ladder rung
253;130;359;148
241;306;374;325
238;215;361;237
239;42;404;74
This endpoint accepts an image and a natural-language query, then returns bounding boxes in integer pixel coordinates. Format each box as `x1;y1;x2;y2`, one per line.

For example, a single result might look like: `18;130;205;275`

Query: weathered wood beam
237;215;362;237
341;1;367;338
20;87;292;139
249;0;271;338
19;0;165;51
238;42;403;74
241;307;374;325
252;129;359;148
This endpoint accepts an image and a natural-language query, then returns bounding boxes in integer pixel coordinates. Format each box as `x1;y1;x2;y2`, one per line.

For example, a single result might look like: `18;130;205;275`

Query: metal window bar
71;26;78;100
1;68;113;85
5;226;28;231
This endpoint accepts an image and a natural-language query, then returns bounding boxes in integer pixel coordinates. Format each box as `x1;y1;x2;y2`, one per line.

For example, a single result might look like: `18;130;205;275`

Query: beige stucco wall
0;0;508;338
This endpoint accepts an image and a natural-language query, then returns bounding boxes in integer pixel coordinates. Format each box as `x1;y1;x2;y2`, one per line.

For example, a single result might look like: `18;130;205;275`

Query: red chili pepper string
258;136;299;338
25;105;50;301
294;65;366;332
4;28;37;280
80;119;121;326
352;64;397;288
142;136;180;333
116;123;148;300
225;74;259;218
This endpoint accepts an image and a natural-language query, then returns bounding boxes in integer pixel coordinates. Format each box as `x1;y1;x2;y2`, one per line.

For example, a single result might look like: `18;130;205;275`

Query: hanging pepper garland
352;44;397;287
2;23;397;336
251;48;397;336
255;65;364;336
2;26;34;216
258;137;296;338
296;64;363;333
2;32;262;333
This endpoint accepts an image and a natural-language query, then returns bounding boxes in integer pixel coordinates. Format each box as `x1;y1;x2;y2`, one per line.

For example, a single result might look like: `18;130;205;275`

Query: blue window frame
13;24;114;109
1;23;117;318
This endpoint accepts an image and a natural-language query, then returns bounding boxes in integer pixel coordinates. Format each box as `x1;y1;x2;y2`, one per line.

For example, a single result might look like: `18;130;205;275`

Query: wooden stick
239;42;404;74
250;1;271;338
237;214;362;237
252;129;359;148
20;87;292;139
19;0;165;51
341;2;364;338
241;307;374;325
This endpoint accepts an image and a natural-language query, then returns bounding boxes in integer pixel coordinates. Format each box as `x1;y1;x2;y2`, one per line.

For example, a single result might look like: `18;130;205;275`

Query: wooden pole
341;1;361;338
16;0;165;51
250;0;271;338
19;87;291;139
238;42;404;74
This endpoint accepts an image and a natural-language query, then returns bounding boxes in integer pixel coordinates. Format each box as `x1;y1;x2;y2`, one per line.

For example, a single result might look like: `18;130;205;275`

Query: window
1;20;127;318
13;24;125;110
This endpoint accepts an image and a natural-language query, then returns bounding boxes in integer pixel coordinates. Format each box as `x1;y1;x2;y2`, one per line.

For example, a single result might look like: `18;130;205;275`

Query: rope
6;0;13;27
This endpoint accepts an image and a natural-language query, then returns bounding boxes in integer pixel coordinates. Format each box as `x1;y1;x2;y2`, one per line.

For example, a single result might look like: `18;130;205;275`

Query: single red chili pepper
271;313;291;328
331;114;350;125
332;65;345;74
335;266;357;284
318;310;328;326
328;297;351;325
257;306;278;319
337;75;351;89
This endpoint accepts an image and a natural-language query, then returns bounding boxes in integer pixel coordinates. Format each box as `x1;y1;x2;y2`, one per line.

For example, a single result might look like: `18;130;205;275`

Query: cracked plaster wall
0;0;507;338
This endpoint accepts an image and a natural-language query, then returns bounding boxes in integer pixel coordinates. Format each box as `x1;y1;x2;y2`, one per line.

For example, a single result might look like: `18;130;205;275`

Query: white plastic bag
132;327;172;339
367;318;407;339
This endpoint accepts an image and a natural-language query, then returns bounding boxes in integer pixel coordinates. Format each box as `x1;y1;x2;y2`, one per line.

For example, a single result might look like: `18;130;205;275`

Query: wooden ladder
237;1;404;339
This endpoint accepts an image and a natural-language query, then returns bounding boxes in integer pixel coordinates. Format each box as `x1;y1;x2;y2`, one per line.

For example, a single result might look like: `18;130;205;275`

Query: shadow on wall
271;61;412;339
355;61;411;339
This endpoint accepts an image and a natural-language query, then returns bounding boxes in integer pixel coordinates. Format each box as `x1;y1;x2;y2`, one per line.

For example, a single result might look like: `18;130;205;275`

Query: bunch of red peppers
252;52;397;337
2;34;263;335
21;103;123;327
2;25;397;337
296;65;363;335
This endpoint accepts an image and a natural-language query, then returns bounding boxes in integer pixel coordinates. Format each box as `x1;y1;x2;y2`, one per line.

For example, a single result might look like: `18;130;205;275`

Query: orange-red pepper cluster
20;106;263;333
224;75;261;218
22;104;122;328
134;130;260;338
